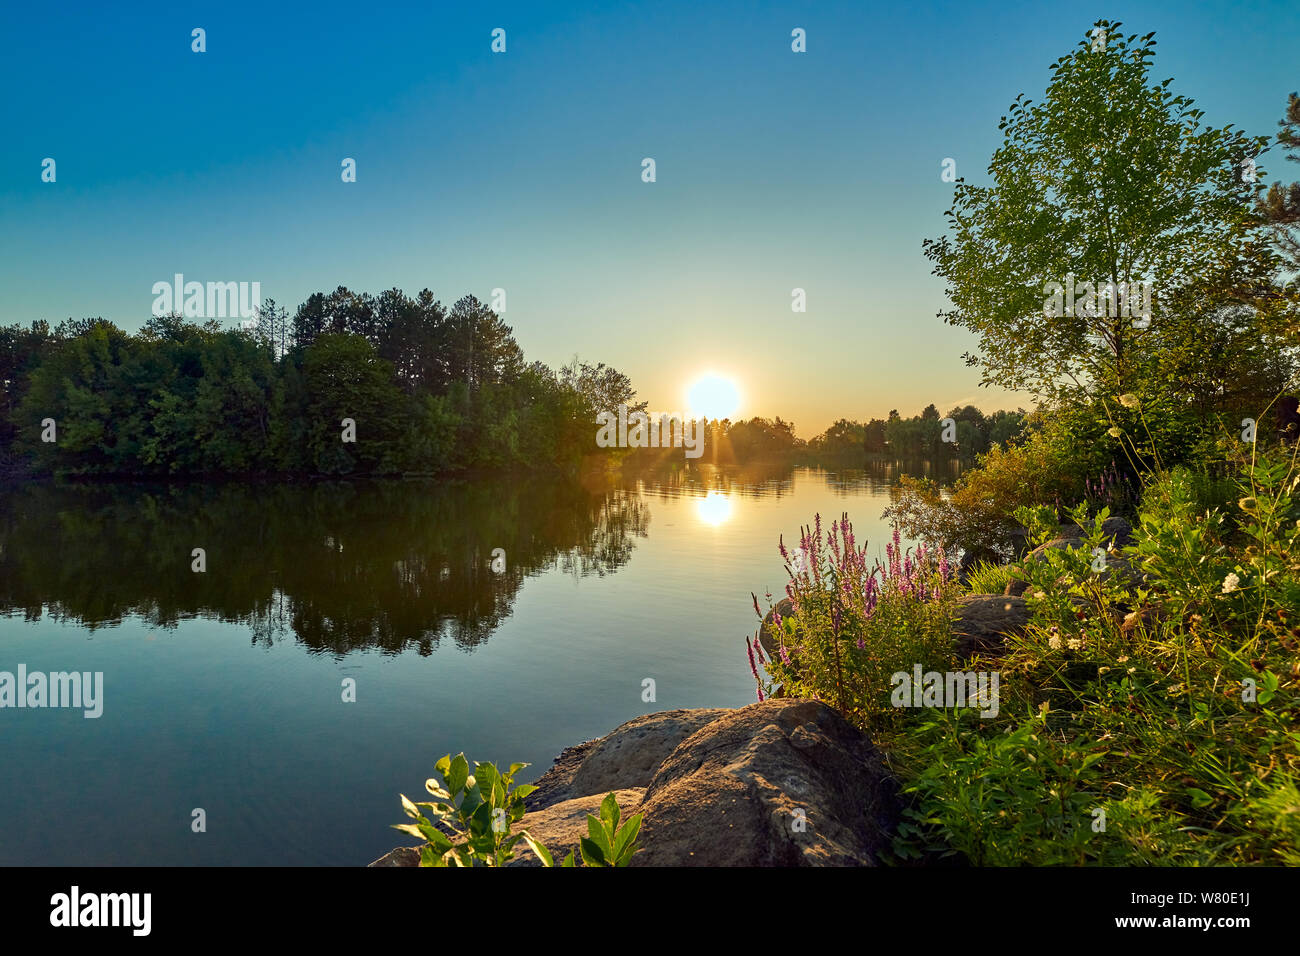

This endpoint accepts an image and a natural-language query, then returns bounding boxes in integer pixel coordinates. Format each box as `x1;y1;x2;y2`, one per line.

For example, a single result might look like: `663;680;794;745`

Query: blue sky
2;0;1296;434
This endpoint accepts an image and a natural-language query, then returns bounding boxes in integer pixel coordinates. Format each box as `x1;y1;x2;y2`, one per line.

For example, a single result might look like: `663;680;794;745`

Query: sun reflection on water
696;490;733;526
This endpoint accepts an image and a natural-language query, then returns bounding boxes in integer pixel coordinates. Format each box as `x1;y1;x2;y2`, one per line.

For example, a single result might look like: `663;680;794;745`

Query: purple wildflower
746;638;759;681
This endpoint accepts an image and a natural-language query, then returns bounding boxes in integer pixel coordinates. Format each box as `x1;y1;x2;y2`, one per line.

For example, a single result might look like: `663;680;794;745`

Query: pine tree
1259;92;1300;271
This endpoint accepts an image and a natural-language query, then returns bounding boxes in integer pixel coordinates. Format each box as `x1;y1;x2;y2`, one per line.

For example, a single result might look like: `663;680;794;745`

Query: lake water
0;462;954;865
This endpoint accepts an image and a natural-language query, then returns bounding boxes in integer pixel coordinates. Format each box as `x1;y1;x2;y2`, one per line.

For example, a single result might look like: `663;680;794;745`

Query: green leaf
508;762;529;776
476;762;500;802
579;836;607;867
612;814;643;864
561;850;577;867
587;814;614;859
599;792;620;835
520;830;554;867
446;754;470;796
434;754;452;777
417;823;454;852
1187;788;1214;809
468;799;493;833
513;784;538;802
460;786;484;820
392;823;425;839
425;778;451;799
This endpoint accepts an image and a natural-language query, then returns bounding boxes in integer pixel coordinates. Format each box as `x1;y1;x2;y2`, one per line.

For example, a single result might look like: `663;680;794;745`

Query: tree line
0;288;641;478
648;406;1028;464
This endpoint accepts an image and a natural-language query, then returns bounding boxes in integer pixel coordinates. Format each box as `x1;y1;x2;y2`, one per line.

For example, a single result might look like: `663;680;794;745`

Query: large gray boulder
631;698;898;866
527;708;731;811
951;593;1031;657
372;700;901;867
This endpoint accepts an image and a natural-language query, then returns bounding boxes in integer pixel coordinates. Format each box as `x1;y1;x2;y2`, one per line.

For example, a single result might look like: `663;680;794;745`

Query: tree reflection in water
0;478;649;656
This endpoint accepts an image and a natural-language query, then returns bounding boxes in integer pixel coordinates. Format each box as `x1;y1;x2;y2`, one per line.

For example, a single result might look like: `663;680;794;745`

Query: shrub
962;560;1019;595
394;754;643;867
749;513;959;730
884;424;1087;560
891;448;1300;866
394;754;538;867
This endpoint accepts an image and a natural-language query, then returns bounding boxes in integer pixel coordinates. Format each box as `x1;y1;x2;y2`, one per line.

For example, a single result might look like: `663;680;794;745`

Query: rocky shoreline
370;698;899;866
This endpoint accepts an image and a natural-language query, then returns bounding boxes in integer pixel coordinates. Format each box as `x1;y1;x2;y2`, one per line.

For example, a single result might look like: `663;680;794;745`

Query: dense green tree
807;418;867;461
445;295;524;402
725;417;801;461
986;408;1027;447
0;320;51;448
924;20;1275;401
864;418;887;452
298;333;410;474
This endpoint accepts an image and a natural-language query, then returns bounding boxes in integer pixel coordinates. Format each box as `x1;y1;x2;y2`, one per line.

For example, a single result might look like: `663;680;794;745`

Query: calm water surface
0;463;952;865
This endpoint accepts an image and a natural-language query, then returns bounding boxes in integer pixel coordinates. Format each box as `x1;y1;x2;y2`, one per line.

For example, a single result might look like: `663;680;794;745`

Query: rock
370;701;901;867
951;593;1031;657
527;708;731;811
757;597;795;661
368;845;420;867
1004;575;1031;597
956;548;991;585
1012;516;1142;593
1061;516;1134;548
508;789;646;866
631;698;898;866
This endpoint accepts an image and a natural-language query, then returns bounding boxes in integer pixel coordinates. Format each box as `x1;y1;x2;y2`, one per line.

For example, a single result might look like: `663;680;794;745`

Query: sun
686;374;741;420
